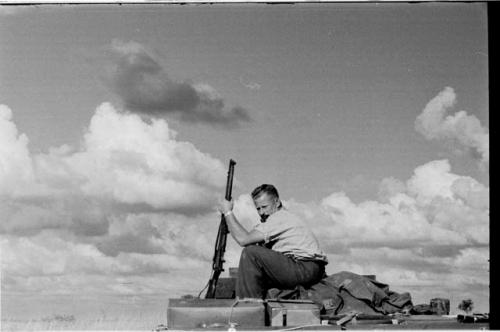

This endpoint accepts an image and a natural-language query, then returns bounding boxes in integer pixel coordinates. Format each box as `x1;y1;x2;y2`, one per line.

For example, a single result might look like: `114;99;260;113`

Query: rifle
205;159;236;299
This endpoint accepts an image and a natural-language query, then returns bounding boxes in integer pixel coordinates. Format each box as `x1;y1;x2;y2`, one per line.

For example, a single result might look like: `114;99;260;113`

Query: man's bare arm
223;211;265;247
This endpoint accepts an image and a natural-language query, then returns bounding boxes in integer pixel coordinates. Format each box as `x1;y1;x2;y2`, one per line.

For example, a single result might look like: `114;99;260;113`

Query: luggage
167;298;266;329
266;300;321;327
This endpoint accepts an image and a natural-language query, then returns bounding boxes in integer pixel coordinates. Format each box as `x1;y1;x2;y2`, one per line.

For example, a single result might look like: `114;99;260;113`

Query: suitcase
167;298;266;329
266;300;321;327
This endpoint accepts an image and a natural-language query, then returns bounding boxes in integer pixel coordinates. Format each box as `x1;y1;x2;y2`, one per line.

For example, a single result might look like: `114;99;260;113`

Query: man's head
251;184;282;222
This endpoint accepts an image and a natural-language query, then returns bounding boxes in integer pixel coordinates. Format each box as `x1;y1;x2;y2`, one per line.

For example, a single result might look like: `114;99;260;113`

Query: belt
286;254;327;265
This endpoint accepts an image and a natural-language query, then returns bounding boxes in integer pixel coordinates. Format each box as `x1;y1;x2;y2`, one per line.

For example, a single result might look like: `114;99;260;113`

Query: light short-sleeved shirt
253;208;328;263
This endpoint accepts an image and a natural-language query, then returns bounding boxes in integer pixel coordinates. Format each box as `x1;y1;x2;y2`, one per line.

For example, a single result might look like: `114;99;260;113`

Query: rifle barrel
225;159;236;200
205;159;236;299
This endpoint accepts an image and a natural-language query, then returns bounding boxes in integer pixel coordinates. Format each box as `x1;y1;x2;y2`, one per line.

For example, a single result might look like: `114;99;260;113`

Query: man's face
253;193;279;222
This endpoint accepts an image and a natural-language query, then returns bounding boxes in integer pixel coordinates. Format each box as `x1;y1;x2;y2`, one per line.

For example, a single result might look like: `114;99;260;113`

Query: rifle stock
205;159;236;298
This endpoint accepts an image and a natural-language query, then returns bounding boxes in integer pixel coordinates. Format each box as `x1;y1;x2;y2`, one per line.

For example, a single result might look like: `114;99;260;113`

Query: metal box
167;298;266;329
266;300;321;327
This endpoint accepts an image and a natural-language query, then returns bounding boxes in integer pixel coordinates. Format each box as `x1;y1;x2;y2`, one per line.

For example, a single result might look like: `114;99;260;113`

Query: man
219;184;328;299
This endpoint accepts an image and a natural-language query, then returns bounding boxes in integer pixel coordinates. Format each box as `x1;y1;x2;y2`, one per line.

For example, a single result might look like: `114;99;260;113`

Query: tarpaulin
268;271;413;316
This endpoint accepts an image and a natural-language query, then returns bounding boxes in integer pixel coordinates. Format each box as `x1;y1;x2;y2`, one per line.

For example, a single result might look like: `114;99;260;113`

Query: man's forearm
223;211;265;246
223;211;250;246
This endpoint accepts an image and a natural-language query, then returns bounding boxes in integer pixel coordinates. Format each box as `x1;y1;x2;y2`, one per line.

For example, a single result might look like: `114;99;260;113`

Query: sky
0;2;489;322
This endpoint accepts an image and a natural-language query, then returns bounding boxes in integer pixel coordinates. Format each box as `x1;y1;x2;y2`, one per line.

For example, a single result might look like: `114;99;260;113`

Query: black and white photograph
0;2;489;330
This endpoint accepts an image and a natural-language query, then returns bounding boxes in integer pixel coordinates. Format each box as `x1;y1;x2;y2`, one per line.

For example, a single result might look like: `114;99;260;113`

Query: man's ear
274;198;281;208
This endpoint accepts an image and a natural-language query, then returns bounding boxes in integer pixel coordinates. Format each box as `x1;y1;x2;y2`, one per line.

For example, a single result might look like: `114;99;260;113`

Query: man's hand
218;198;234;215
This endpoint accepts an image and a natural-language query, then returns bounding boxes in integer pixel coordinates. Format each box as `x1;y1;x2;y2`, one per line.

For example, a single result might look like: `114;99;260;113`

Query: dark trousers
236;245;325;299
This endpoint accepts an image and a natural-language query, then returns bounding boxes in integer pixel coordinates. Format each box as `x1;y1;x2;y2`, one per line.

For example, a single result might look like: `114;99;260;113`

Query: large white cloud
292;159;488;249
1;102;225;210
66;102;225;210
277;158;489;310
1;102;229;297
0;105;35;196
0;99;489;313
415;87;489;167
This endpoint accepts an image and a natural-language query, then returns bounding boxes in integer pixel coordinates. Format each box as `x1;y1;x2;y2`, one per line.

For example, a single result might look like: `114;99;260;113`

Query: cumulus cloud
0;105;35;196
1;102;231;298
278;158;489;309
109;40;252;127
0;101;489;313
318;159;487;248
415;87;489;167
1;103;227;240
67;102;226;211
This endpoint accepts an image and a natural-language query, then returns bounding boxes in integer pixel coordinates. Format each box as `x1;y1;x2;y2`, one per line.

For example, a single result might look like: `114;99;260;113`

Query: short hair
251;184;280;200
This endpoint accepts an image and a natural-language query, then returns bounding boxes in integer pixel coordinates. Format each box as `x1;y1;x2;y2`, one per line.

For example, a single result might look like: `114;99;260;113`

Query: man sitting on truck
218;184;328;299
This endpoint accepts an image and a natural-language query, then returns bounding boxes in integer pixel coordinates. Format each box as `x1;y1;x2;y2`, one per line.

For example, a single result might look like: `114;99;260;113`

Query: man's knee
240;245;265;262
